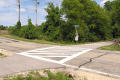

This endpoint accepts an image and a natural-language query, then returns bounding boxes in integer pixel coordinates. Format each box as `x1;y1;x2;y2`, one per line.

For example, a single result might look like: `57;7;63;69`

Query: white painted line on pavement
38;56;69;58
26;53;67;55
17;46;92;64
18;53;61;64
17;46;60;54
80;67;120;78
16;46;120;78
59;49;92;64
63;64;120;78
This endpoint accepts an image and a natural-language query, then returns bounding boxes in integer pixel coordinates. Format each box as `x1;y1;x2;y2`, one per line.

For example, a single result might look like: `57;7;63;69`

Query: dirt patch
0;49;14;56
0;30;8;34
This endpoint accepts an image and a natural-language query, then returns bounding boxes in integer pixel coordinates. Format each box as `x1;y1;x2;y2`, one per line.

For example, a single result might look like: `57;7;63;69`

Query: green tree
104;0;120;38
42;3;63;41
8;21;21;36
62;0;111;41
16;21;21;29
104;1;113;11
19;19;36;39
0;25;6;30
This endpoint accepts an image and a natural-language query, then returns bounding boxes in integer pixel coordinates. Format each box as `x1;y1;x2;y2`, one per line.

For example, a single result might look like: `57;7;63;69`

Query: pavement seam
79;53;109;67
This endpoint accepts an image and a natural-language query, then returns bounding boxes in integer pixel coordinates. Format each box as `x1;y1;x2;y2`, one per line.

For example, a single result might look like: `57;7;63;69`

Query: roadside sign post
73;25;80;42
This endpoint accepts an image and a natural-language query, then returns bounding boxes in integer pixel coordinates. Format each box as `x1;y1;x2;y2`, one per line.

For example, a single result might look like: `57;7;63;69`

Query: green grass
0;33;114;46
99;45;120;51
3;70;87;80
0;34;62;45
0;34;92;45
0;53;4;57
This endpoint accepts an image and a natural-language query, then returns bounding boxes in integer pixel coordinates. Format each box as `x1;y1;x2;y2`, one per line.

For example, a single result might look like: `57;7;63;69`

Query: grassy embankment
0;33;92;46
99;45;120;51
0;30;114;45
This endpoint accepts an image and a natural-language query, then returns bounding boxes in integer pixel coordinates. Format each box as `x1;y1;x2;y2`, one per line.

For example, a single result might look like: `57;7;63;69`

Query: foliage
41;3;62;41
8;21;21;36
104;0;120;38
112;24;120;38
8;19;43;39
19;19;36;39
8;26;17;35
16;21;21;30
0;25;7;30
3;70;79;80
8;0;120;43
62;0;111;42
41;0;112;42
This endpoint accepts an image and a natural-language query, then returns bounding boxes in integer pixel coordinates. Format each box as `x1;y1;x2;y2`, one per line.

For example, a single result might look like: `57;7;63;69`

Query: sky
0;0;112;26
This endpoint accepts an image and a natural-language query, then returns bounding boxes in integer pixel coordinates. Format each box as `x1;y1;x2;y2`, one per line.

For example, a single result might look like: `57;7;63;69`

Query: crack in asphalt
79;53;109;68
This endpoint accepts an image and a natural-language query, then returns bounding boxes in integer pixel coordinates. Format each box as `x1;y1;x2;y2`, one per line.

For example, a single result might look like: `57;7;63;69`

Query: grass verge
98;45;120;51
0;34;62;45
0;33;114;46
0;34;92;45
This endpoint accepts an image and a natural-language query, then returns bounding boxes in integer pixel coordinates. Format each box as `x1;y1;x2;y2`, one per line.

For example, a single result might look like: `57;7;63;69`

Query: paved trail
1;36;120;78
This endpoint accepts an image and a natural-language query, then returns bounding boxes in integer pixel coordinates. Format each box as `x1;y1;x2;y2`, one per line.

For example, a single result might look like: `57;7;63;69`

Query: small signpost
73;25;80;42
73;25;80;28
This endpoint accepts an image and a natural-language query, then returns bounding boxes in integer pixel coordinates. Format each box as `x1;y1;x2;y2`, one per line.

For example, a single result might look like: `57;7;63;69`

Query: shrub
16;21;21;30
19;19;36;39
0;25;7;30
8;26;18;35
33;27;43;40
8;21;21;36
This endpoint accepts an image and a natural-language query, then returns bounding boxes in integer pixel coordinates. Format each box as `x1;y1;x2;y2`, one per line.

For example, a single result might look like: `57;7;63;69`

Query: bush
8;26;18;36
19;19;36;39
8;19;43;40
16;21;21;30
8;21;21;36
0;25;7;30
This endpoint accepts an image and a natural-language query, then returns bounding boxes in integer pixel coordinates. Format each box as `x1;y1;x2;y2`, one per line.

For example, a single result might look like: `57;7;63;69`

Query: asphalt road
1;36;120;78
0;37;53;53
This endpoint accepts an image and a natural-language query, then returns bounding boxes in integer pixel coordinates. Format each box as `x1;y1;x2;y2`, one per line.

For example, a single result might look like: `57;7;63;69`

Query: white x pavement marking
17;46;92;64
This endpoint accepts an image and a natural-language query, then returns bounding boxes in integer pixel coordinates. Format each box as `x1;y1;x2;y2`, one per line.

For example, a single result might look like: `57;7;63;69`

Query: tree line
8;0;120;43
0;25;7;30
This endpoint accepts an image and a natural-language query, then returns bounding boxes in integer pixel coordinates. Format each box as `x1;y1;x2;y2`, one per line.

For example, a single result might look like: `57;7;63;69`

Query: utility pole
16;0;20;22
33;0;39;26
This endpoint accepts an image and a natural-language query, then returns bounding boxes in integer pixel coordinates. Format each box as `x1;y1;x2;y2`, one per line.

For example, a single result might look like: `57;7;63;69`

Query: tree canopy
104;0;120;38
62;0;111;41
8;0;120;43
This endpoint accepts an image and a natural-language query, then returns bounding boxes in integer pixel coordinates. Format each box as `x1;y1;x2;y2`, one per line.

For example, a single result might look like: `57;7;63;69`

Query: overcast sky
0;0;112;26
